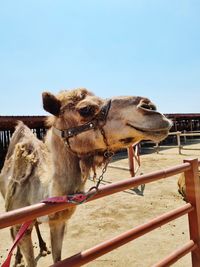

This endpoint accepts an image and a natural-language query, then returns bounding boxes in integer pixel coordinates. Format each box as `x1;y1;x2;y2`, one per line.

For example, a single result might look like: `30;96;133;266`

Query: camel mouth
127;123;169;136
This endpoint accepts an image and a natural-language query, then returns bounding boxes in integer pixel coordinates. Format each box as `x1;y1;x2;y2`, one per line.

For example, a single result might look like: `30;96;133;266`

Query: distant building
165;113;200;132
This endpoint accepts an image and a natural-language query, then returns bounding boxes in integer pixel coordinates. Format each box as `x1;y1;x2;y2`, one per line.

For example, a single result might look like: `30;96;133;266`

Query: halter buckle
104;150;114;158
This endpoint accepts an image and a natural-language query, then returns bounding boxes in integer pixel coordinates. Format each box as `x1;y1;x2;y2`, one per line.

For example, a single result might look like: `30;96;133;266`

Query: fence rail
0;159;200;266
0;162;191;229
156;131;200;154
108;142;140;177
51;203;194;267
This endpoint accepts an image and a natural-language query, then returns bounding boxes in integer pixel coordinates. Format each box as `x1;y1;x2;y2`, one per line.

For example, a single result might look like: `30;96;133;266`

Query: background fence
155;131;200;154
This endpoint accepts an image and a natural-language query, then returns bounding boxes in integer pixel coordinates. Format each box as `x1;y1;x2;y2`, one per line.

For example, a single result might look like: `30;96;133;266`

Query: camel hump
4;122;46;210
5;141;40;210
6;121;38;159
6;121;45;178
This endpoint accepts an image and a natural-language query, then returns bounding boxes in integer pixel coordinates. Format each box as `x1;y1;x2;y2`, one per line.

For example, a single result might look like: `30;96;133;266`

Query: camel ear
42;92;61;116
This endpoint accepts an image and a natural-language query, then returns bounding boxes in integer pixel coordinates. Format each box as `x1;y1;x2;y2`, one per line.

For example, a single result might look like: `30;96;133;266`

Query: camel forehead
111;96;152;106
56;88;95;104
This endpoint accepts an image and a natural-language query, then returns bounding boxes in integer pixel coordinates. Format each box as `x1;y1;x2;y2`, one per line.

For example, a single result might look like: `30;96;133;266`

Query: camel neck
47;131;83;195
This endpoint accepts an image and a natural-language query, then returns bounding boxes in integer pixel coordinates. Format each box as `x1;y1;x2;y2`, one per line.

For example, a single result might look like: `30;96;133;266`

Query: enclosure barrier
128;143;140;176
108;142;141;177
0;159;200;266
156;131;200;154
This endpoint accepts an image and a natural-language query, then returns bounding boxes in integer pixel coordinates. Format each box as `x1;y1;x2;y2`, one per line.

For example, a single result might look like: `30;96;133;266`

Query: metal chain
95;153;113;189
92;127;114;189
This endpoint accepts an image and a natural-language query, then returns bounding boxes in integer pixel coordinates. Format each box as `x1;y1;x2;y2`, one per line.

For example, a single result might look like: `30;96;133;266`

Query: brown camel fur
0;88;171;266
178;170;200;201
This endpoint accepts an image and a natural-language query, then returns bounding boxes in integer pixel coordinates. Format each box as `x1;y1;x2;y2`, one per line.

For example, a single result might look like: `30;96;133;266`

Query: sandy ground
0;140;200;267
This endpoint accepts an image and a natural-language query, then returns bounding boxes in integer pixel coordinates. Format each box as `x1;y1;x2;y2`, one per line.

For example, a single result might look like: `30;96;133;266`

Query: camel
0;88;171;266
178;173;186;200
178;170;200;201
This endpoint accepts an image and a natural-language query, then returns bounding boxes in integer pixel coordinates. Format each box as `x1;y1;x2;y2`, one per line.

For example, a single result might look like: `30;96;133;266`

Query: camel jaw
126;123;170;142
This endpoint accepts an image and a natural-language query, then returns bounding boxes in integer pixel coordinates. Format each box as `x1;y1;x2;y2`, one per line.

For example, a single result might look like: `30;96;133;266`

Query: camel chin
138;129;170;143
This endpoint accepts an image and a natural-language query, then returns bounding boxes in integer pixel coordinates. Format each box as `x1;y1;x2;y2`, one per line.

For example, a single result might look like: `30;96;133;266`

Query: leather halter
52;100;113;158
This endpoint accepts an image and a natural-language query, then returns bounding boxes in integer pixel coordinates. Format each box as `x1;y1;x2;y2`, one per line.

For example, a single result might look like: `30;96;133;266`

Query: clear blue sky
0;0;200;115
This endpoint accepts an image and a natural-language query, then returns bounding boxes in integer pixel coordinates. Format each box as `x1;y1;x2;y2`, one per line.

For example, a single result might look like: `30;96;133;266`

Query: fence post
155;142;159;154
177;132;181;154
183;130;187;143
184;159;200;267
128;146;135;177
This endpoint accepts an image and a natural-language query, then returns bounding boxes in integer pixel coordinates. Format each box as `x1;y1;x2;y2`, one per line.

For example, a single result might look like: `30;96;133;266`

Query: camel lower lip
127;123;168;134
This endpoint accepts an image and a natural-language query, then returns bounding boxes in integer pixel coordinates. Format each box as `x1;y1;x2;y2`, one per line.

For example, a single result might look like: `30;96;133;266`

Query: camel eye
78;106;95;117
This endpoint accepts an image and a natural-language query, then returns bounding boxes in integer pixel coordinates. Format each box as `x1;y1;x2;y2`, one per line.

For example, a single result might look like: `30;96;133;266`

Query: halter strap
53;99;111;139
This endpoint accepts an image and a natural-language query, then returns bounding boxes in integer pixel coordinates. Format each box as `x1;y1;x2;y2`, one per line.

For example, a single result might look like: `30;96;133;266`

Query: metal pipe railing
153;240;197;267
51;203;194;267
0;162;191;229
1;159;200;267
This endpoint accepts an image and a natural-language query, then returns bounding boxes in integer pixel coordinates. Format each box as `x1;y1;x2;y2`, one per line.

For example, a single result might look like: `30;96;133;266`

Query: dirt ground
0;140;200;267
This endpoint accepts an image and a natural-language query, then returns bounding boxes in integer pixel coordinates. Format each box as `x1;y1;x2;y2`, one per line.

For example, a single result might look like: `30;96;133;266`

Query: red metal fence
108;142;141;177
0;159;200;266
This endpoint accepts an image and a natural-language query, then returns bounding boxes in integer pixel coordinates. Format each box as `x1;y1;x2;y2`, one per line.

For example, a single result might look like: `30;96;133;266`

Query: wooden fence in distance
155;131;200;154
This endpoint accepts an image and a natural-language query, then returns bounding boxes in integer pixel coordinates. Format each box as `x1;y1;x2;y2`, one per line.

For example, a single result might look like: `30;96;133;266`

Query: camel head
43;88;171;155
